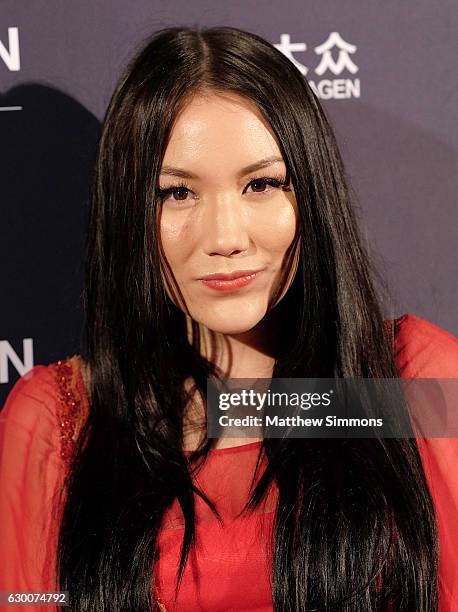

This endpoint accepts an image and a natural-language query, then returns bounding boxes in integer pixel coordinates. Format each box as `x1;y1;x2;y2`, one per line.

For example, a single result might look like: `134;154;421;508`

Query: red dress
1;314;457;611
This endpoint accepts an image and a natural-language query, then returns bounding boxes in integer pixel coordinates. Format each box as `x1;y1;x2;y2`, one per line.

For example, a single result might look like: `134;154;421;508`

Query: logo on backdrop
1;27;22;112
0;339;34;384
0;27;20;71
274;32;360;100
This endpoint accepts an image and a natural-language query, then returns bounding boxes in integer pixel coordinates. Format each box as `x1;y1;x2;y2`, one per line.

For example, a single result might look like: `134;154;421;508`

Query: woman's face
158;91;300;335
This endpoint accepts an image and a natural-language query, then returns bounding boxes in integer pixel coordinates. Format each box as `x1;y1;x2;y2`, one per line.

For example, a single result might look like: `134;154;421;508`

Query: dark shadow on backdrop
1;84;100;403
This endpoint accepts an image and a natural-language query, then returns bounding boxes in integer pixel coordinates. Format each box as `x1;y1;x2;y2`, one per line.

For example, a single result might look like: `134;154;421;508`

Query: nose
201;193;250;256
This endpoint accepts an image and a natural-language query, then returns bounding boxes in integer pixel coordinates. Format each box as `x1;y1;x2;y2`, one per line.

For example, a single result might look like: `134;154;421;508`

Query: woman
1;25;457;612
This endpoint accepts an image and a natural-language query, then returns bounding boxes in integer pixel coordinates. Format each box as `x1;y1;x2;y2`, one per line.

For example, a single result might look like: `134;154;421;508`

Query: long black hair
55;26;438;611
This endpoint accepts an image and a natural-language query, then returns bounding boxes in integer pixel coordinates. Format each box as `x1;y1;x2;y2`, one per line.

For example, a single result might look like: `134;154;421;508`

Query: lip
199;268;265;292
199;269;264;281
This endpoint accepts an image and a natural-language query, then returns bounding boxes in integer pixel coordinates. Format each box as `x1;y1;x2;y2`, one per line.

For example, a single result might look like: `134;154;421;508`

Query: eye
157;182;194;203
244;176;289;195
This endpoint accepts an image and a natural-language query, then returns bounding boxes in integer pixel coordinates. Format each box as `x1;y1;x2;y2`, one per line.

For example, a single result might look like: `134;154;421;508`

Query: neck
182;305;285;450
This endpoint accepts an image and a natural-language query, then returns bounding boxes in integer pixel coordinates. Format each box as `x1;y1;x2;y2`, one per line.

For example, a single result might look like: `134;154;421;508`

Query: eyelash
157;174;290;203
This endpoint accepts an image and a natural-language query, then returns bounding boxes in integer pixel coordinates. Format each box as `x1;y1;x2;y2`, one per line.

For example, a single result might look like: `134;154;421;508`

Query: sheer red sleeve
394;314;458;611
0;357;86;611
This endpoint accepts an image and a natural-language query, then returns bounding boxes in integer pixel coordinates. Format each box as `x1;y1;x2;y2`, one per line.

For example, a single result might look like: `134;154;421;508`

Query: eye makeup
157;173;291;203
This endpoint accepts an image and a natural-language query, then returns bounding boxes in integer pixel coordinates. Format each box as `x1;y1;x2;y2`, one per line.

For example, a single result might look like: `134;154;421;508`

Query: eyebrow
159;155;285;179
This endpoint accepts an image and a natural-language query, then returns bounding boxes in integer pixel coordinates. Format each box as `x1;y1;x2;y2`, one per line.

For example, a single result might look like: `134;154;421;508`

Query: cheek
159;214;190;271
255;200;297;254
158;216;193;308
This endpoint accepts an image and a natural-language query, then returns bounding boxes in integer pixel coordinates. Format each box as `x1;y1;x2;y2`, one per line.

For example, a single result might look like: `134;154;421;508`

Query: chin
209;322;261;335
210;317;262;334
186;296;269;333
194;310;266;336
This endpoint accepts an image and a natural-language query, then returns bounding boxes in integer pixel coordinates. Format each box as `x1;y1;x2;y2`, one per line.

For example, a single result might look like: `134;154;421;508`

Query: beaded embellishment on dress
48;357;84;468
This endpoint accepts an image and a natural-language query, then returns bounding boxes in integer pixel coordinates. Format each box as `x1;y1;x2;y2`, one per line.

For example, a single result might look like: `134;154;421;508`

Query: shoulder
391;313;458;377
0;357;87;592
1;355;88;466
1;364;59;430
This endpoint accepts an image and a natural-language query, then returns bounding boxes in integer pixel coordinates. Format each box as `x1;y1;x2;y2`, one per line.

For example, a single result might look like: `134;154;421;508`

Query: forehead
161;91;283;173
